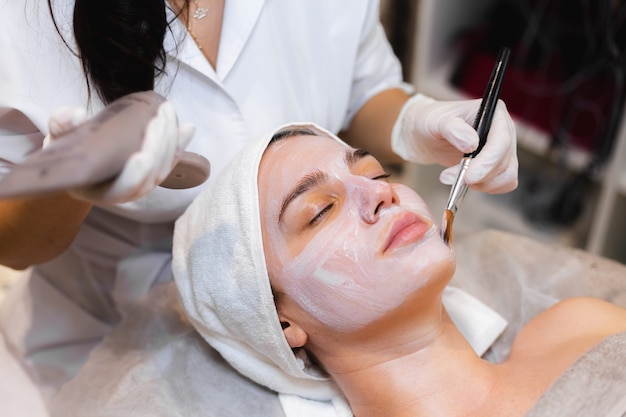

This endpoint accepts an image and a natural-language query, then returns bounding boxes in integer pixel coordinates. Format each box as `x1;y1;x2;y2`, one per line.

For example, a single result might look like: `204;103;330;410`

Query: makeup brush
441;47;511;246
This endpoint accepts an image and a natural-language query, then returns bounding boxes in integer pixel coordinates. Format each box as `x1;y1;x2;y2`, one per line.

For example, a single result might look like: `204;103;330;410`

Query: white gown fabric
0;0;409;405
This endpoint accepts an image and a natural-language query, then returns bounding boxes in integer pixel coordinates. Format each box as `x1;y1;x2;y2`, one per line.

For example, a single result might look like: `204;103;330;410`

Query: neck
170;0;224;68
323;314;499;417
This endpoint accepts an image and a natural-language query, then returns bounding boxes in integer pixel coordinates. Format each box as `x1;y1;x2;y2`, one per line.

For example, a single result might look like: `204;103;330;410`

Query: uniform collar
165;0;265;82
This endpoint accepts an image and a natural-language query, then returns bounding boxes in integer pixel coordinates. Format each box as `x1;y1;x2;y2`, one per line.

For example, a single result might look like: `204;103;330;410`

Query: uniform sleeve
0;109;45;178
342;0;415;131
0;1;88;178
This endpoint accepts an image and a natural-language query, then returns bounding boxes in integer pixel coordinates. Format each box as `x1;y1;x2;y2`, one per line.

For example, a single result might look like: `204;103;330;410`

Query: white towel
279;394;352;417
443;286;508;357
172;122;507;416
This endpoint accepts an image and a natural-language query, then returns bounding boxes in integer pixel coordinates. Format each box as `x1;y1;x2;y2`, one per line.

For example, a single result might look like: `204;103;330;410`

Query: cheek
273;204;366;329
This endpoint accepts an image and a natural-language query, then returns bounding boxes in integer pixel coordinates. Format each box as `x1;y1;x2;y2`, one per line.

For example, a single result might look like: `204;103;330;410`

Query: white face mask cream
259;134;454;332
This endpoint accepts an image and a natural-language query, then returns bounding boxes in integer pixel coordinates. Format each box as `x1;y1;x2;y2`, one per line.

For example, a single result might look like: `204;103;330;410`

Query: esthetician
174;123;626;417
0;0;517;409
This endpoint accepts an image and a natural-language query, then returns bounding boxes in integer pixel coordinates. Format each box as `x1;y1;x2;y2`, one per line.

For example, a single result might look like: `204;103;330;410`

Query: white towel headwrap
172;122;507;407
173;123;343;401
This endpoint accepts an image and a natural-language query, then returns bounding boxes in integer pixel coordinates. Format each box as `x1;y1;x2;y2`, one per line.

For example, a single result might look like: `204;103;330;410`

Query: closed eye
310;203;334;225
372;173;391;181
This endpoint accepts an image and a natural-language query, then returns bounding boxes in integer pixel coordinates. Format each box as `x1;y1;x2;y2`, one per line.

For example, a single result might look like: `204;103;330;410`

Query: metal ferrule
444;157;472;214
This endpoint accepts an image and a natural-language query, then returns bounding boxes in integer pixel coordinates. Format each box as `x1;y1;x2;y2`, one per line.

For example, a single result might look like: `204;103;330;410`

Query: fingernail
440;171;456;185
466;166;488;184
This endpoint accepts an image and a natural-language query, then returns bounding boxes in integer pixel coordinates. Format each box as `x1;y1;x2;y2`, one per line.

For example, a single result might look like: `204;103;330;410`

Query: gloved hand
391;94;518;194
45;101;195;204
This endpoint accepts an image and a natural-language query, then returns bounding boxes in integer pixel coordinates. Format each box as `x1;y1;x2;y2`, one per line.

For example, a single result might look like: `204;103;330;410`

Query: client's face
258;134;455;333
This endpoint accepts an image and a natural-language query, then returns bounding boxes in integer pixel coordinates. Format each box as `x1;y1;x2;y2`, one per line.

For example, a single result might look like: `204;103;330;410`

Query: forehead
260;134;349;177
265;133;347;157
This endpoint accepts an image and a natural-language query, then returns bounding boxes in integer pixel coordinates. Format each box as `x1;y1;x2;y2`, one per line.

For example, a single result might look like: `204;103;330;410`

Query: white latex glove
391;94;518;194
45;101;195;204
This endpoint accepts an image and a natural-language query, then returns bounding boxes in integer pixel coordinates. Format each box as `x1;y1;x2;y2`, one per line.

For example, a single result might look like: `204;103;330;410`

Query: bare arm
339;88;410;166
0;194;92;270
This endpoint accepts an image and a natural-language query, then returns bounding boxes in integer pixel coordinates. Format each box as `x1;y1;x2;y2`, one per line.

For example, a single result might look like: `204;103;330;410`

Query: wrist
391;93;435;164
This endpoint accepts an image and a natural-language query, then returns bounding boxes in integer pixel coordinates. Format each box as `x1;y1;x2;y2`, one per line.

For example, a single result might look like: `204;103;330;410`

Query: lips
381;211;432;253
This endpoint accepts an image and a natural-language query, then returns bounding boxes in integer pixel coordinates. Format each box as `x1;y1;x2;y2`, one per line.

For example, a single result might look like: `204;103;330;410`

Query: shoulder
544;297;626;331
510;297;626;358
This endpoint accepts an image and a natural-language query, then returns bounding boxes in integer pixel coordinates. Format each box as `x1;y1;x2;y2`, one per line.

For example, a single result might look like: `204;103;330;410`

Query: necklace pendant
193;7;209;20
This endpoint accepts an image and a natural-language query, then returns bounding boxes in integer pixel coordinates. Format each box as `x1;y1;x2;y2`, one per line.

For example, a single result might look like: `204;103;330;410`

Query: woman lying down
173;123;626;417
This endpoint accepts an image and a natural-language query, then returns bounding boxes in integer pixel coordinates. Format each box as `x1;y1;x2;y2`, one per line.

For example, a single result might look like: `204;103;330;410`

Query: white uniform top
0;0;409;398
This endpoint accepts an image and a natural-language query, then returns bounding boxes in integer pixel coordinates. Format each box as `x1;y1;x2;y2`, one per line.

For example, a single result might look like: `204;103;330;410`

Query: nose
355;177;398;224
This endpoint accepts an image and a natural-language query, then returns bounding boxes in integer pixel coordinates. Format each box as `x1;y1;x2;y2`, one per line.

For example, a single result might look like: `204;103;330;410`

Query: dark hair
270;128;318;144
48;0;188;104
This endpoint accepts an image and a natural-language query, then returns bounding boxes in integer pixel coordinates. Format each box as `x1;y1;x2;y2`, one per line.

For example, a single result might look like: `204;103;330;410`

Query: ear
279;319;308;348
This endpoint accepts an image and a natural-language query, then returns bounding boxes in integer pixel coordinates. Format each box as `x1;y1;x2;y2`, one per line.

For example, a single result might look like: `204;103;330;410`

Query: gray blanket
526;331;626;417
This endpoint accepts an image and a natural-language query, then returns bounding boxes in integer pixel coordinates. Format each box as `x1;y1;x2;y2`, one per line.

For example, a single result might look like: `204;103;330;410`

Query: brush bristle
441;209;455;246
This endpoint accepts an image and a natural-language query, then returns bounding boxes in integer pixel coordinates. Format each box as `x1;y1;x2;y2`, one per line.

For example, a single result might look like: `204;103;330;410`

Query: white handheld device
0;91;210;198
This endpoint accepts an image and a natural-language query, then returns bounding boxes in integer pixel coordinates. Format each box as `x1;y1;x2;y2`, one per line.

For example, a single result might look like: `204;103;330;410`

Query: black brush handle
465;47;511;158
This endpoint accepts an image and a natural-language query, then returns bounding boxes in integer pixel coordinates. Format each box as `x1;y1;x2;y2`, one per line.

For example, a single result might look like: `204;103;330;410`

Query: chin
405;233;456;289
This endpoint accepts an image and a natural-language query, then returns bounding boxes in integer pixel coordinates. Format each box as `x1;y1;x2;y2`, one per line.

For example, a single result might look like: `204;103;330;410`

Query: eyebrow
277;148;372;222
346;148;371;166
